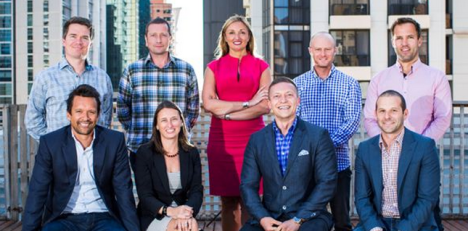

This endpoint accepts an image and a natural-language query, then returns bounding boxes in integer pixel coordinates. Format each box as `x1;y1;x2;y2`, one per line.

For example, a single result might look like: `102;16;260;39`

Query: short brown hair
391;17;421;38
63;16;94;39
145;17;172;36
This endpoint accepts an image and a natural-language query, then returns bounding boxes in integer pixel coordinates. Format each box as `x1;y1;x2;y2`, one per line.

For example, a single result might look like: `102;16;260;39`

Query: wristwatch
242;101;250;108
224;114;231;120
293;217;305;225
162;205;168;216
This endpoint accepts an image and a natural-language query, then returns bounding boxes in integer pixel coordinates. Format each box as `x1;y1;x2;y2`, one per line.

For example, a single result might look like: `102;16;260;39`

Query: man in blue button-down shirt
25;17;113;142
294;32;362;231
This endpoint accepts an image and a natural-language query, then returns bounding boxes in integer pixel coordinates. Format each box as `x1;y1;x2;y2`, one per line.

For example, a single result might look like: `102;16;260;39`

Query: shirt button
282;186;287;190
282;205;287;210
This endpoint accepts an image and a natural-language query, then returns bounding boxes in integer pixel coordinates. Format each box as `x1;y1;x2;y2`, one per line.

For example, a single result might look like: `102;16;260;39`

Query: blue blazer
134;142;203;231
240;118;337;226
354;128;440;231
22;125;139;231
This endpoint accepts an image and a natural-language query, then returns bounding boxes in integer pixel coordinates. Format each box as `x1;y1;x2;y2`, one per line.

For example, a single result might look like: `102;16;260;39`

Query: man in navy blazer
354;90;440;231
23;85;139;231
240;77;337;231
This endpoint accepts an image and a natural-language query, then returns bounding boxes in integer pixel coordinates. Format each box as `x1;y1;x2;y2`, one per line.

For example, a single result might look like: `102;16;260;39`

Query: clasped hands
260;217;300;231
167;205;194;231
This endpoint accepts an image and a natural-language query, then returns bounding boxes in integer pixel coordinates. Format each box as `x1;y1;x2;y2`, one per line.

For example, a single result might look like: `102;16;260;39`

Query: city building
203;0;245;67
0;0;13;104
14;0;107;104
246;0;468;101
149;0;181;54
106;0;139;91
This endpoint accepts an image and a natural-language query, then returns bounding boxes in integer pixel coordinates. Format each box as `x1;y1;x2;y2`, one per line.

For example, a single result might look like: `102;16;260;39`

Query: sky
167;0;204;87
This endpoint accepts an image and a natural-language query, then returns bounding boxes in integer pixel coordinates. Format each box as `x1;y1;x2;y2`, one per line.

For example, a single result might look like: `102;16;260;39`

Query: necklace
164;151;178;158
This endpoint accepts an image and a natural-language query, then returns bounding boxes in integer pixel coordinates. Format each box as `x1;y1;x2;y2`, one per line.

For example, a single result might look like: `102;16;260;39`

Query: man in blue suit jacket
354;90;440;231
23;85;139;231
240;77;338;231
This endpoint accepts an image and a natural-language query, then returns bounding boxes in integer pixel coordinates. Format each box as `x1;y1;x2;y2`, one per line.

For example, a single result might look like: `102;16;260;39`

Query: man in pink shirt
363;17;451;231
364;17;452;142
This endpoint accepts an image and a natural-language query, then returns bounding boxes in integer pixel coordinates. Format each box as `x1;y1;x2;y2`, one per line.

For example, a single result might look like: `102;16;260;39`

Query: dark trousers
240;216;332;231
42;212;125;231
330;167;352;231
434;202;444;231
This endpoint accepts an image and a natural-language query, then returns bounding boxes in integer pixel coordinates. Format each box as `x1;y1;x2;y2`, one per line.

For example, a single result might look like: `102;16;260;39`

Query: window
0;16;11;28
0;70;11;81
446;35;452;75
446;0;452;28
274;30;311;78
388;0;428;15
0;3;11;14
44;14;49;26
28;42;33;53
0;43;10;54
331;30;370;66
44;0;49;12
274;0;310;25
44;28;49;40
388;30;428;66
27;0;33;13
0;29;11;41
27;14;33;27
27;28;33;40
44;41;49;53
28;55;33;68
44;54;49;66
330;0;369;15
28;69;34;81
0;83;12;96
0;56;11;68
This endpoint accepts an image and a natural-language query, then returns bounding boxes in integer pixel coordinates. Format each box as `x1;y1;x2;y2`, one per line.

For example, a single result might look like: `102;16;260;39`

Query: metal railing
1;103;467;221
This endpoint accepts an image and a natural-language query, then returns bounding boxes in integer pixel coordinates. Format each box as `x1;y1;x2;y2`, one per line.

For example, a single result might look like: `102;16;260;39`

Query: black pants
330;167;352;231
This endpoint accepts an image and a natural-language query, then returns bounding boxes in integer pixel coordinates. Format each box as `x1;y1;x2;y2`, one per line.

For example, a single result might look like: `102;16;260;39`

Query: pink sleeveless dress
207;54;268;196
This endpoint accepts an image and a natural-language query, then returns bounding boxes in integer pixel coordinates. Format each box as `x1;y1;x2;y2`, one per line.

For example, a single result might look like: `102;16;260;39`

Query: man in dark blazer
23;85;139;231
240;77;338;231
354;90;440;231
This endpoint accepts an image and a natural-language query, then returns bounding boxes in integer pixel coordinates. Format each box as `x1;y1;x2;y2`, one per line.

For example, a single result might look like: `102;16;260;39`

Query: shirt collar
273;117;298;137
395;58;422;76
312;64;336;80
59;58;92;71
379;128;405;150
145;53;176;68
71;128;96;150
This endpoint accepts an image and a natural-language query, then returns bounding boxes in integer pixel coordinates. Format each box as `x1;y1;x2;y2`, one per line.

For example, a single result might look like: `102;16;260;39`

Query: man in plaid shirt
294;32;361;231
117;17;199;169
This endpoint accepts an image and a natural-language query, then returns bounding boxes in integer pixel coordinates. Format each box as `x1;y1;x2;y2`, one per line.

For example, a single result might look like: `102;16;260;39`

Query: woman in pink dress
202;15;272;231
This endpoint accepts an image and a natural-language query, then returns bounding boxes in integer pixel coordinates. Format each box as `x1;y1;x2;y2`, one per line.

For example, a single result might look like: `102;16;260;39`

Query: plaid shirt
380;130;404;218
117;54;200;152
25;58;113;141
294;65;361;171
273;117;298;176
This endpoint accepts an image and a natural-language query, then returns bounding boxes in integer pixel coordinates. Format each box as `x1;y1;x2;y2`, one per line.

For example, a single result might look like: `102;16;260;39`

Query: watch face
293;217;302;224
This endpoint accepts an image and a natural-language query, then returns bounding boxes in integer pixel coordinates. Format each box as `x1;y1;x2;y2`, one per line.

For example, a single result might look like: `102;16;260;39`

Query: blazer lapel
62;128;78;184
93;128;106;183
264;124;282;178
397;129;416;195
369;137;383;209
179;148;189;190
154;153;171;195
283;120;303;178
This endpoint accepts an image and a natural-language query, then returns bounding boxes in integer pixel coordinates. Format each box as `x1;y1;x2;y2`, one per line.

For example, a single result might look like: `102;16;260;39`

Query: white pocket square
298;150;309;156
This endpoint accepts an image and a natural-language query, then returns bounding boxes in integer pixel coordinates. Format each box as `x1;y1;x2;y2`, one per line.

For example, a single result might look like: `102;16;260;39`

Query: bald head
309;32;336;48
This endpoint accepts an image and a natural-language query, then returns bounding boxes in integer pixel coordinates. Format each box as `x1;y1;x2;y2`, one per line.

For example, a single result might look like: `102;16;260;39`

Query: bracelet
224;114;231;120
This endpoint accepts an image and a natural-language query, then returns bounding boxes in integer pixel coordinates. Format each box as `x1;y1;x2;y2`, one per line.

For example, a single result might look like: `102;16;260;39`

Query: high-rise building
106;0;139;91
247;0;468;101
150;0;172;21
203;0;245;67
139;0;150;59
14;0;106;104
0;0;13;104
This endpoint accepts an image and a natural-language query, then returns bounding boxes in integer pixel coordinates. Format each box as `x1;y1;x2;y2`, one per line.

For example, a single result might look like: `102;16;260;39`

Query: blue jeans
42;212;126;231
353;218;439;231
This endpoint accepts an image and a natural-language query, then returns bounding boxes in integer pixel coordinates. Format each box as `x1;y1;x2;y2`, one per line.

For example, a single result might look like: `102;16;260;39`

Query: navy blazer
354;128;440;231
240;118;337;225
22;125;139;231
134;142;203;231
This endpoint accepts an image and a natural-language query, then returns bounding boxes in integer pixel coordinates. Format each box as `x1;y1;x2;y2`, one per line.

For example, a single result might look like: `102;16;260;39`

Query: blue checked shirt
294;65;361;171
25;58;113;141
117;54;200;152
273;117;298;176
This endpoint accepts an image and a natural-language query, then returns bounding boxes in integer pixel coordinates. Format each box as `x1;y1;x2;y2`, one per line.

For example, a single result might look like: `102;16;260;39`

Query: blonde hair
214;15;256;59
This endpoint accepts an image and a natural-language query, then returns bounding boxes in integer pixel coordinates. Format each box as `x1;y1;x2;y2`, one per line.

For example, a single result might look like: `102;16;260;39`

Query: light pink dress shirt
364;59;452;141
